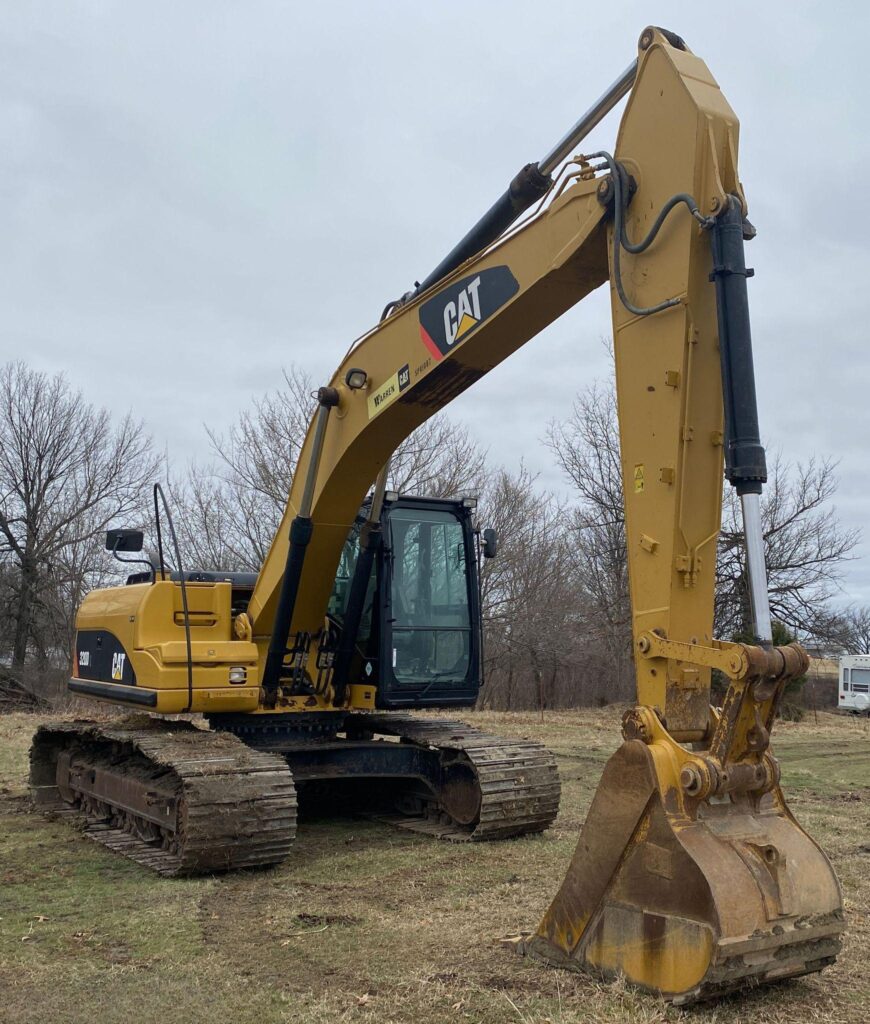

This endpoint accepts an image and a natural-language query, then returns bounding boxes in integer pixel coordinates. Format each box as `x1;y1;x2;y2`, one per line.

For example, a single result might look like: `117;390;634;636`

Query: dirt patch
296;912;361;927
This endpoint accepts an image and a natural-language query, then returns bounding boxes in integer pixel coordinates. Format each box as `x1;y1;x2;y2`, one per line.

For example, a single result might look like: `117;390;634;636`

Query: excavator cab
327;495;483;708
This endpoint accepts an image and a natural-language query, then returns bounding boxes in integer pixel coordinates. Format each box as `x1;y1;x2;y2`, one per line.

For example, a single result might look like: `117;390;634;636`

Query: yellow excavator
31;26;843;1003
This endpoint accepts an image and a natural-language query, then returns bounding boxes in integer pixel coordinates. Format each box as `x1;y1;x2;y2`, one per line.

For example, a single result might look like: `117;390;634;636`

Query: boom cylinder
262;386;339;693
329;463;390;703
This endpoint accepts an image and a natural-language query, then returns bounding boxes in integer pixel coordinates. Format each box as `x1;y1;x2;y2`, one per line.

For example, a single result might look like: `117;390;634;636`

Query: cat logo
443;275;482;345
111;652;126;681
419;266;519;361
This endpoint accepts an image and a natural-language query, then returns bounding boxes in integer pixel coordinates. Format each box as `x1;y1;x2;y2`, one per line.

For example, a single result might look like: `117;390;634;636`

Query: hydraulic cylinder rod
740;492;773;643
537;60;638;176
412;60;638;297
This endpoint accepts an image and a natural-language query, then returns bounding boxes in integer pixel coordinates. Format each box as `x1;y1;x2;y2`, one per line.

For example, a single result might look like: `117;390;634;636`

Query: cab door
378;502;479;707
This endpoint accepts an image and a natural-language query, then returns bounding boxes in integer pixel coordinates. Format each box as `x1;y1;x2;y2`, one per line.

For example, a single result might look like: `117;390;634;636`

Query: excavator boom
245;28;843;997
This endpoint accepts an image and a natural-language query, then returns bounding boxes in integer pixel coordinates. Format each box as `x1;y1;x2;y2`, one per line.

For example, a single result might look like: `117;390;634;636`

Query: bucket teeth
520;737;844;1003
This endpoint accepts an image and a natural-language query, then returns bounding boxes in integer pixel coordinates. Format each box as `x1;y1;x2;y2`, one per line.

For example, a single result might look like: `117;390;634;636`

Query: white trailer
839;655;870;714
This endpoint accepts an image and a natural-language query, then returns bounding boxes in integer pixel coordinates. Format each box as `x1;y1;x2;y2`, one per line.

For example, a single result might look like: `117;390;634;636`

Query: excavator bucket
518;647;844;1002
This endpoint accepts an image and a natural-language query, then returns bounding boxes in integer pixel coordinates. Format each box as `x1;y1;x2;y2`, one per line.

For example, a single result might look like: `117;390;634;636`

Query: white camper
839;655;870;714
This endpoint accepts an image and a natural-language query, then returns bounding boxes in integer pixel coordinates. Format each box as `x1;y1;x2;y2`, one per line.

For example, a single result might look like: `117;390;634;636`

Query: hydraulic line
153;483;194;712
591;152;772;642
585;150;713;317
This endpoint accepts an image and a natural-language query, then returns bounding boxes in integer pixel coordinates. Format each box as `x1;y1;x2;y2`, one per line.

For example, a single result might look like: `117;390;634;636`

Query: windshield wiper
414;670;463;700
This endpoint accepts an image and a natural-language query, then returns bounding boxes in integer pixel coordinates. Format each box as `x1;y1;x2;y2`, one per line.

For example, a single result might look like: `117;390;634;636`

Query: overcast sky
2;2;869;606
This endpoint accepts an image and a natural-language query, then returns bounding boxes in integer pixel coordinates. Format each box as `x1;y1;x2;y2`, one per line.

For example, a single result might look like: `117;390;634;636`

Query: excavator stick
515;28;844;1001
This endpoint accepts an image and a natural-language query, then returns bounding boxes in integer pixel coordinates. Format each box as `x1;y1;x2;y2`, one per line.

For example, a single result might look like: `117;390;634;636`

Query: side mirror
106;528;144;553
482;528;498;559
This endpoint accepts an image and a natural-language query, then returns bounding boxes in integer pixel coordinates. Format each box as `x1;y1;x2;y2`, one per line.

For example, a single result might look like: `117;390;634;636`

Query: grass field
1;707;869;1024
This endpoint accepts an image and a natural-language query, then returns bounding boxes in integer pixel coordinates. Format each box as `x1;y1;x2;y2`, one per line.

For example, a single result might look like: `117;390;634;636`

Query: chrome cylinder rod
299;398;333;517
537;60;638;176
368;461;390;524
412;59;638;298
740;492;773;644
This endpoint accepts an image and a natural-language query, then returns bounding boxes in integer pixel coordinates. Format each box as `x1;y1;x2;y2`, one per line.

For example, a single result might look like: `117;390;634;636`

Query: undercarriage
30;713;560;875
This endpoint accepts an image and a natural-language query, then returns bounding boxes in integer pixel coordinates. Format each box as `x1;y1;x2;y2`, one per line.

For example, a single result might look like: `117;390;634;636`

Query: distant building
839;655;870;713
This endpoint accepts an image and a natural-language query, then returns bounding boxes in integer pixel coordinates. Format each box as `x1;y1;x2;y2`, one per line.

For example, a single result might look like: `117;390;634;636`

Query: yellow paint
74;580;261;714
366;369;401;419
523;28;841;1000
70;33;845;1004
348;684;376;709
583;906;713;995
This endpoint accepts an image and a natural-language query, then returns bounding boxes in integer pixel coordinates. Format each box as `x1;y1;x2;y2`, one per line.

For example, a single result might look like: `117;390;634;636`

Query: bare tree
833;604;870;655
0;362;158;674
476;466;588;710
207;366;316;518
548;381;624;535
546;381;633;700
170;463;273;572
388;418;486;497
175;364;487;570
717;456;859;642
547;372;860;654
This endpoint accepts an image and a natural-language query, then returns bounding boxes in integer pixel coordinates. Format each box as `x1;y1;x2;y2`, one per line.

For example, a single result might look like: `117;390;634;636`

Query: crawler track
357;713;561;840
30;719;297;876
30;713;558;875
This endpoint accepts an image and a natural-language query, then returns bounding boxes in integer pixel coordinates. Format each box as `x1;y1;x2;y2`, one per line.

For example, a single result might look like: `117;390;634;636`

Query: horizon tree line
1;358;866;711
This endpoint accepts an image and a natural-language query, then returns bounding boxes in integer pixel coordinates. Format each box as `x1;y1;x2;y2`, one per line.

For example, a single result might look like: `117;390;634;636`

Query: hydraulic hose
153;483;194;713
585;150;714;317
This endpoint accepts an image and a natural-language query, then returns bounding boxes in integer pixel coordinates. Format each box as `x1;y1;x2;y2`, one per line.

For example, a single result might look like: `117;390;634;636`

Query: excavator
30;26;843;1003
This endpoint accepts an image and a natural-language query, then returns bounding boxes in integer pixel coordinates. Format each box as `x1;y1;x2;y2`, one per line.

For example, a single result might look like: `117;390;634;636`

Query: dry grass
1;707;868;1024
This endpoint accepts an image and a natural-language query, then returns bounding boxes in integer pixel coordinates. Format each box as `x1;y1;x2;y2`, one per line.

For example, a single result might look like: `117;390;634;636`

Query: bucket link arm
631;633;809;799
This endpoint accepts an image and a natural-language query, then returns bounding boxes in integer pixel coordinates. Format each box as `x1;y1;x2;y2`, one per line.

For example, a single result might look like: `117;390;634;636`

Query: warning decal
367;363;411;419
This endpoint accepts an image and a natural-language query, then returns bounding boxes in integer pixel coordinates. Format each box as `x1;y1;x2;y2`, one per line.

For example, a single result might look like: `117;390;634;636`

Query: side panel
73;581;260;713
75;629;136;685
